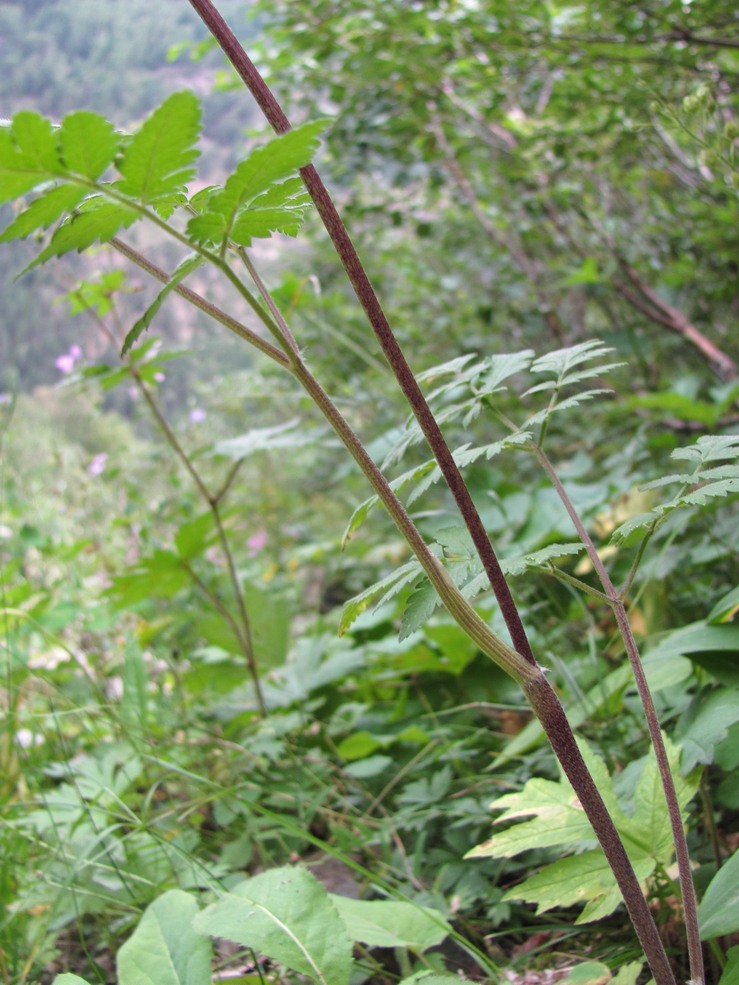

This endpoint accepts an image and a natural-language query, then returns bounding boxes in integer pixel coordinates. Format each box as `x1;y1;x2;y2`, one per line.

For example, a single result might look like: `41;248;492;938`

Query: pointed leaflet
117;91;201;204
187;120;328;249
0;183;88;242
339;559;423;635
230;176;313;245
611;432;739;544
25;197;137;270
469;737;700;923
0;111;63;203
60;110;119;180
193;866;352;985
122;254;203;356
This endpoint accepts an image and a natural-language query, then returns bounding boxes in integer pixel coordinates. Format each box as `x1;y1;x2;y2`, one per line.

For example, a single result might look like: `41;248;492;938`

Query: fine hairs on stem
179;4;700;982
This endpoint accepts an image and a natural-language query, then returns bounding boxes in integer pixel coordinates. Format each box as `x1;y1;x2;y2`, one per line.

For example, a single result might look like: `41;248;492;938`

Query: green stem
110;238;290;367
186;0;538;671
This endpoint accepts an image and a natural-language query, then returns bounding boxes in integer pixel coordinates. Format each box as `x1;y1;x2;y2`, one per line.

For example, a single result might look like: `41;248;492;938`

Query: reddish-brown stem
186;0;537;668
524;675;677;985
535;447;704;985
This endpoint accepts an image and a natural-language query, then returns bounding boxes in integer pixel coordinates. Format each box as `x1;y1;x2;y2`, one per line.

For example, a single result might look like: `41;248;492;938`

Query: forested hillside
0;0;254;392
1;2;738;984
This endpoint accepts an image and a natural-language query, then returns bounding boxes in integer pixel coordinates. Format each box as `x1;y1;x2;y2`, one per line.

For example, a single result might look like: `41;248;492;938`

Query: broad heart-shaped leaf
116;889;211;985
117;91;201;204
122;253;203;356
60;110;119;179
193;866;352;985
53;977;94;985
187;120;328;249
329;896;449;951
698;849;739;939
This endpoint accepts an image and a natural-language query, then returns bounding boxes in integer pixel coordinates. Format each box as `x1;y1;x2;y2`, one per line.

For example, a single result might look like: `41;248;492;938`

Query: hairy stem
291;356;675;985
187;0;537;669
110;238;290;368
524;675;677;985
534;446;703;985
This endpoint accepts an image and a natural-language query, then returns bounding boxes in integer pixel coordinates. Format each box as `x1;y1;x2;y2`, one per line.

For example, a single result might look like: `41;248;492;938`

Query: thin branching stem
534;445;704;985
186;0;538;669
131;370;266;717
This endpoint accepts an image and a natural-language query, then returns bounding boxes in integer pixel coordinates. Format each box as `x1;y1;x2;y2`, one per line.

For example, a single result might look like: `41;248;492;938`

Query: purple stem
186;0;536;667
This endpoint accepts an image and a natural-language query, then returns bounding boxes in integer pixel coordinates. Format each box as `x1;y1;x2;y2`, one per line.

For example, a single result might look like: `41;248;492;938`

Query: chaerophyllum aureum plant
2;2;738;983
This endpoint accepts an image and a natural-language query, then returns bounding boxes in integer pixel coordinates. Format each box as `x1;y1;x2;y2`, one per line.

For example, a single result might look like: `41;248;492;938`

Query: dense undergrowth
1;2;739;984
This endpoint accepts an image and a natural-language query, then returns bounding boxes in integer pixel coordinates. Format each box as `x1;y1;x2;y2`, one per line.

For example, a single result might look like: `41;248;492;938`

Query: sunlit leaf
117;91;201;204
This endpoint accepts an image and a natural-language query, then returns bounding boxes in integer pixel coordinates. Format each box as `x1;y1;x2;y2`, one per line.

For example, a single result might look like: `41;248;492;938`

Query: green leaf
717;946;739;985
611;433;739;544
187;120;328;250
502;849;655;924
528;340;619;383
469;737;698;922
27;197;137;269
60;110;119;180
0;112;62;202
339;559;422;635
467;743;621;860
676;687;739;771
502;542;583;576
0;183;88;242
708;586;739;625
211;419;320;459
117;889;211;985
562;256;603;286
329;897;449;950
106;550;189;607
193;867;352;985
625;390;725;428
560;961;612;985
122;254;203;355
53;977;95;985
243;580;292;669
174;511;217;561
400;581;440;640
698;850;739;939
229;178;314;245
117;91;201;205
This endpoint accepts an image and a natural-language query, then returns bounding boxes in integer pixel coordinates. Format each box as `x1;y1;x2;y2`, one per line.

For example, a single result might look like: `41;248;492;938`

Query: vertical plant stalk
111;228;677;983
230;246;676;984
534;446;704;985
186;0;537;670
